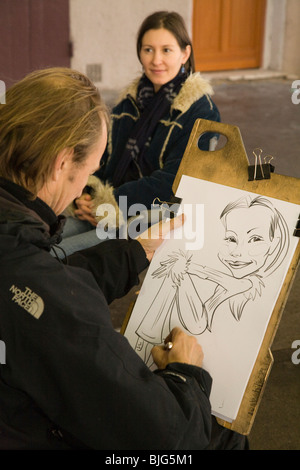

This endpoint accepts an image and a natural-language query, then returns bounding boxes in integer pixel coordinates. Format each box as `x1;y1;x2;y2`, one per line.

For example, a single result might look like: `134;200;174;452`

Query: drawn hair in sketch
134;194;290;364
220;195;289;277
218;195;290;320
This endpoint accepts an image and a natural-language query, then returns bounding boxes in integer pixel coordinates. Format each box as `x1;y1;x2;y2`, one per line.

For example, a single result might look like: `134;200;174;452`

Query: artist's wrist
171;363;211;396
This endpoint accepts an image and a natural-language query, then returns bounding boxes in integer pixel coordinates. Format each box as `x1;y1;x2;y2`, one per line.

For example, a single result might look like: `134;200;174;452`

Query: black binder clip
248;148;275;181
294;215;300;237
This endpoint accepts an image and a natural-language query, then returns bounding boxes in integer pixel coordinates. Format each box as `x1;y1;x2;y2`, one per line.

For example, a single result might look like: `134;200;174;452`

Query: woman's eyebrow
142;43;175;48
247;227;260;234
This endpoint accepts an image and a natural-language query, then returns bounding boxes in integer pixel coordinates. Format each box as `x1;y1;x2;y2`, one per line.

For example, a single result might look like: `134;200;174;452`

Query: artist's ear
52;148;74;182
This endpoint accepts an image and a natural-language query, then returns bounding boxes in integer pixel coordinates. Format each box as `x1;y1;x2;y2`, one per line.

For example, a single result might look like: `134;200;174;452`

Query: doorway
193;0;267;72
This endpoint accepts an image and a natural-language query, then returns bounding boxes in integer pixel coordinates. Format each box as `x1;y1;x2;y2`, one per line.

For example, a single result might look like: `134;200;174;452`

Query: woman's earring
181;64;185;74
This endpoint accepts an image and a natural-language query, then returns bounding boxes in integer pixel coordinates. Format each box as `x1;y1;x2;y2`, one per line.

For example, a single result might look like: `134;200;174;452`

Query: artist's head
0;67;109;214
136;11;194;92
218;196;289;279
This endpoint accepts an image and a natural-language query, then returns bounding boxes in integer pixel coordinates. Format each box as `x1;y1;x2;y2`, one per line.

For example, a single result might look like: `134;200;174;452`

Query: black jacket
97;73;220;210
0;178;213;450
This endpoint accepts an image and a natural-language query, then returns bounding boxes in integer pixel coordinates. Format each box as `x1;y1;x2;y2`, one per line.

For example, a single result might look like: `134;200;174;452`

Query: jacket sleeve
65;238;149;304
2;247;213;450
12;306;213;450
155;363;213;449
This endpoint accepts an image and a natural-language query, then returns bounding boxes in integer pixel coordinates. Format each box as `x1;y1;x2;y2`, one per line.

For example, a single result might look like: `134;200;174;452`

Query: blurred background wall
70;0;192;91
69;0;300;92
1;0;299;91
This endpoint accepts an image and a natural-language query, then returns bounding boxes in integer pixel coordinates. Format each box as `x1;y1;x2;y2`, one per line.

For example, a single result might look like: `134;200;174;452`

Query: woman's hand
151;327;204;369
74;193;98;226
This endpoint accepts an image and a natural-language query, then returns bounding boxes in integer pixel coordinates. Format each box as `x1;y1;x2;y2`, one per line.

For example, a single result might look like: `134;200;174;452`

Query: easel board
122;119;300;435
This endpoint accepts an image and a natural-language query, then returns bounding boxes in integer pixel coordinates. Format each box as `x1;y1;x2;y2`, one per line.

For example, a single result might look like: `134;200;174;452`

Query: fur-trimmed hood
117;72;214;114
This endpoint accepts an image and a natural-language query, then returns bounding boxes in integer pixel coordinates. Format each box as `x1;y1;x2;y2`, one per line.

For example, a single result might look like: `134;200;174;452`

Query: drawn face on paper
218;205;279;279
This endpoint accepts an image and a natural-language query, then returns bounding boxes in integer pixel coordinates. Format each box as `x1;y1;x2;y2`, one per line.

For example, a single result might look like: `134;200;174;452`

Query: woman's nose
152;51;163;64
230;245;242;257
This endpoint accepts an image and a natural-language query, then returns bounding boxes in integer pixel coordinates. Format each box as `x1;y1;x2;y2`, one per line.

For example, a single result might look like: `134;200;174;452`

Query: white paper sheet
124;175;300;422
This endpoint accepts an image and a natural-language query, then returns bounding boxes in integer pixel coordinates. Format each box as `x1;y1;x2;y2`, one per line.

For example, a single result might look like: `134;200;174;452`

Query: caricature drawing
134;195;290;365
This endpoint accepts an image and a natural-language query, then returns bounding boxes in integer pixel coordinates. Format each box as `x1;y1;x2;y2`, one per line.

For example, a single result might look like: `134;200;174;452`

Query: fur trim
86;175;125;229
64;175;125;230
171;73;214;113
118;76;140;102
116;72;213;114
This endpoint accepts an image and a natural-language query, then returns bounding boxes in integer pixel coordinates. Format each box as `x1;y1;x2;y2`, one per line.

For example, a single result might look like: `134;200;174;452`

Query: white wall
261;0;300;76
70;0;193;92
70;0;300;94
262;0;287;72
282;0;300;75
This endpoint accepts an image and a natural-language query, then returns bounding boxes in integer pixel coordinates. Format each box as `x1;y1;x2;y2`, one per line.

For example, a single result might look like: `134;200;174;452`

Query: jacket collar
0;178;57;227
119;72;214;114
0;178;66;250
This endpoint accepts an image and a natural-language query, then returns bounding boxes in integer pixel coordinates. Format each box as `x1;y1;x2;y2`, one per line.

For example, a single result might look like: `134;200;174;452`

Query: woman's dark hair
136;11;195;74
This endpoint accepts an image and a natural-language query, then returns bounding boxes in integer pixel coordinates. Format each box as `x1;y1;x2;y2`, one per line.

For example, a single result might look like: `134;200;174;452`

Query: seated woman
60;10;220;256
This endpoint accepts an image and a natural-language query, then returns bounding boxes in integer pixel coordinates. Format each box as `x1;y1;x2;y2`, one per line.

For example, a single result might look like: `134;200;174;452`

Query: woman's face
218;205;279;278
139;28;191;92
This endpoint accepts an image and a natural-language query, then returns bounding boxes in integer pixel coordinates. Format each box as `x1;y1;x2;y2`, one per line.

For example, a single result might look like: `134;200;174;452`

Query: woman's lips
226;260;252;269
150;69;166;74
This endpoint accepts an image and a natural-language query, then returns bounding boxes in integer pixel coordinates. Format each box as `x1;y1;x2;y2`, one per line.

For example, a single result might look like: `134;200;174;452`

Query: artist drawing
134;195;290;365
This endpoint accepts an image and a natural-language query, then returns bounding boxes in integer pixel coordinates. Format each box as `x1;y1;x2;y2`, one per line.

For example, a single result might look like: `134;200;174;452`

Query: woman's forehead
225;205;273;229
142;28;178;45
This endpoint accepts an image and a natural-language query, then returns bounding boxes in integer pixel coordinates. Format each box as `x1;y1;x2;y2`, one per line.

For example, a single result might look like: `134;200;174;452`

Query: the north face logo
10;285;44;319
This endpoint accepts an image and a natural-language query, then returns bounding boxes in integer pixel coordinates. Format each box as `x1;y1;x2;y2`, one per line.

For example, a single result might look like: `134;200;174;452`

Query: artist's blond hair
0;67;109;196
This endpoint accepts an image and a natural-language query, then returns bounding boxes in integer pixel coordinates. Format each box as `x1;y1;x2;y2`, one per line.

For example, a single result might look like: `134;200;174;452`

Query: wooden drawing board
171;118;300;435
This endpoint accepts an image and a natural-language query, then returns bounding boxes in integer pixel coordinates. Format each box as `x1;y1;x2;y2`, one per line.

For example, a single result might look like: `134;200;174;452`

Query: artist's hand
74;193;98;226
151;327;204;369
136;214;185;262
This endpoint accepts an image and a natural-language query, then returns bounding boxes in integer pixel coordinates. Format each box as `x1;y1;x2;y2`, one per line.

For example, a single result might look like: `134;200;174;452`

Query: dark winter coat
96;73;220;211
0;178;213;450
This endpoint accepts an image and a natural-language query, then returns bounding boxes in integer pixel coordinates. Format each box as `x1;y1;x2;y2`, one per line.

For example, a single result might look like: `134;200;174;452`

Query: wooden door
193;0;266;71
0;0;71;89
